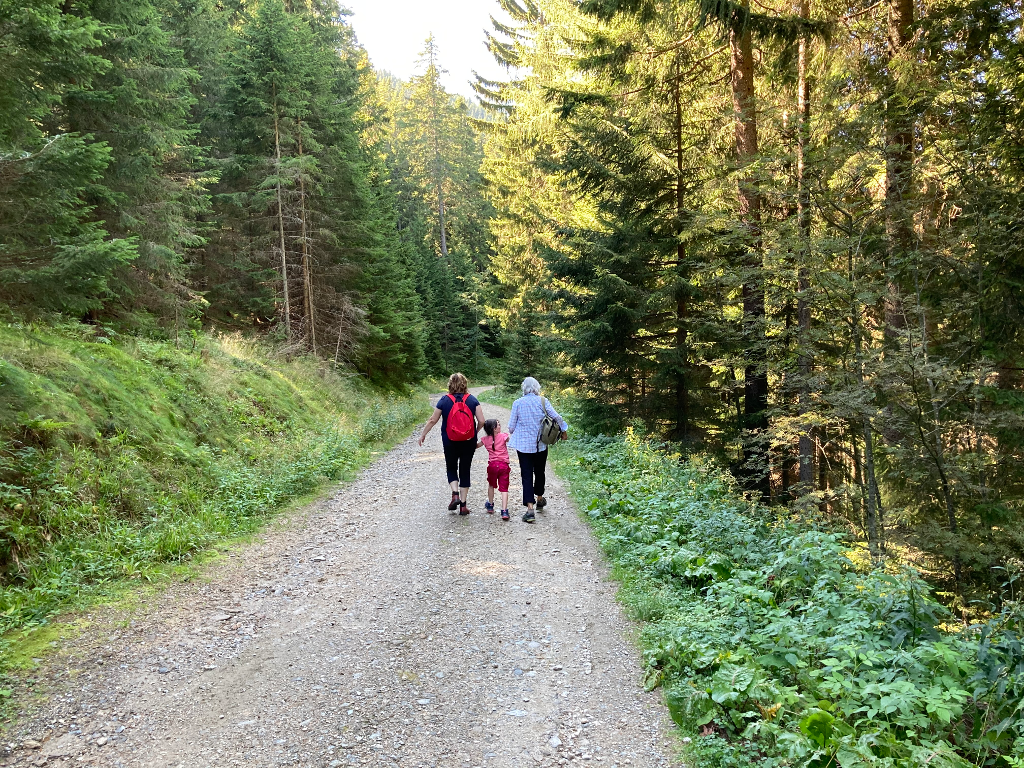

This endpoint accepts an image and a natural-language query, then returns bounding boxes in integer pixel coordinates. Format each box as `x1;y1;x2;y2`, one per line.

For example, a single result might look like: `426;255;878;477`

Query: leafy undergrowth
0;319;430;644
552;431;1024;768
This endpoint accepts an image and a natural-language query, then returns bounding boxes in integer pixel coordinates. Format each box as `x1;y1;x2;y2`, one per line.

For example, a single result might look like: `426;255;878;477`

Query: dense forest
3;0;1024;598
478;0;1024;603
1;0;496;385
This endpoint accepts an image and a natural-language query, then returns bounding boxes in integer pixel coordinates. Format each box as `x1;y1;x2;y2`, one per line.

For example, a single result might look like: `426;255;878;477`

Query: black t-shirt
436;393;480;446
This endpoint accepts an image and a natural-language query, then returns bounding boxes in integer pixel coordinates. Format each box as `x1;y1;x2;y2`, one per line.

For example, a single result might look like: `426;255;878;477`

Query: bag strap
537;397;553;452
541;397;554;421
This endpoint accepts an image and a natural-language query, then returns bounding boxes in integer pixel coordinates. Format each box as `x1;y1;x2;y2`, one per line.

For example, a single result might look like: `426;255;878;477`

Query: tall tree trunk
437;182;449;257
884;0;914;338
425;41;450;258
817;432;828;495
851;428;865;535
852;249;883;560
861;418;882;560
732;2;768;493
915;283;962;587
273;85;291;342
298;122;316;355
673;55;689;441
796;0;815;489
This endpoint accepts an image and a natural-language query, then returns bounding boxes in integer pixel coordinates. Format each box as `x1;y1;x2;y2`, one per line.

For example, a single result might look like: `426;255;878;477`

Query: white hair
521;376;542;396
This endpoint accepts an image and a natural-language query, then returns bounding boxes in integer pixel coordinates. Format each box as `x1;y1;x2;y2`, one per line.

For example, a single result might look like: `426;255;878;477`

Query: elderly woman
419;373;485;515
507;377;568;524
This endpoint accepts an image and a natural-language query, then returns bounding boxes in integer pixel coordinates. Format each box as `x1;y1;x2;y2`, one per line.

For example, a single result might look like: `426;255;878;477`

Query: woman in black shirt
418;373;485;515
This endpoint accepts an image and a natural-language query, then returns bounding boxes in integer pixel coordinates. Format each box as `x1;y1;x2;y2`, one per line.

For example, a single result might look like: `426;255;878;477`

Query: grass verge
0;320;431;668
551;431;1024;768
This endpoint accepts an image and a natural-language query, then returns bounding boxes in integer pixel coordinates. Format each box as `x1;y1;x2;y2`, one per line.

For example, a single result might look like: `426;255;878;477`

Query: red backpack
445;394;476;441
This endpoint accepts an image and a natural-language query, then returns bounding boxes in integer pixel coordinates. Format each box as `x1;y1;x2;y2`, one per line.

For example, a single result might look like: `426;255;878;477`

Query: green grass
551;431;1024;768
476;385;517;409
0;319;431;653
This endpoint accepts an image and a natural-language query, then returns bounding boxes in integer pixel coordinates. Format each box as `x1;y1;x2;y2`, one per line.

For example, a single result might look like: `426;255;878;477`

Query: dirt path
6;393;674;768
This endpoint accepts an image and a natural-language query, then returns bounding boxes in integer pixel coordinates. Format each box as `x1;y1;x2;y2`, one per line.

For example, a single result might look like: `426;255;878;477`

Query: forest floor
0;392;674;768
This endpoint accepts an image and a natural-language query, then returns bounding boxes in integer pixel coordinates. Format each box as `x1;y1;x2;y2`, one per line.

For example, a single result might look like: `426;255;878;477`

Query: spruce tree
379;41;493;374
61;0;200;315
0;0;137;314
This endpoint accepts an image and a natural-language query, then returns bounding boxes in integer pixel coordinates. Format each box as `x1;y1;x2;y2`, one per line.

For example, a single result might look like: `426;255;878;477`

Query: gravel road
4;393;675;768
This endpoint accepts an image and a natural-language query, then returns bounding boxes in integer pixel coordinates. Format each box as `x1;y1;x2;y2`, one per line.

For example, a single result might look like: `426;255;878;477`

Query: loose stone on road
5;395;674;768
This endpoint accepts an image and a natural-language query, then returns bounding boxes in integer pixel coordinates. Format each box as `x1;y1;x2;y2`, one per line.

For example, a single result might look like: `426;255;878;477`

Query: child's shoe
535;495;547;510
501;509;510;521
448;492;460;511
484;501;495;514
522;509;536;524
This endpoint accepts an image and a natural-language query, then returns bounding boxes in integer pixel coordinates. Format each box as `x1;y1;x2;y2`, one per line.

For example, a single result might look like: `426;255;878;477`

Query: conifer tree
222;0;313;341
482;0;1024;589
1;0;481;387
379;40;493;374
60;0;200;314
0;0;188;315
347;54;428;384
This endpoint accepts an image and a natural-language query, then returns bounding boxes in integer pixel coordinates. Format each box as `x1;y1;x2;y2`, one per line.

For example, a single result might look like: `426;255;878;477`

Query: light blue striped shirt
507;394;569;454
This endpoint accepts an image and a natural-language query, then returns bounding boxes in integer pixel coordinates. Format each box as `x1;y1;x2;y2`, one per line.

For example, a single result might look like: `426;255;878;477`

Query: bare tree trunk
817;433;828;495
673;55;689;441
884;0;914;338
915;284;962;587
297;122;316;355
851;427;865;534
861;418;882;560
425;41;450;258
732;2;768;494
796;0;815;489
853;255;883;560
273;85;292;342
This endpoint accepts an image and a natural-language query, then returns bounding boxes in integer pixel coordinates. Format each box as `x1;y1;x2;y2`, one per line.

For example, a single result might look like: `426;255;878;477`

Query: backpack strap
537;397;551;452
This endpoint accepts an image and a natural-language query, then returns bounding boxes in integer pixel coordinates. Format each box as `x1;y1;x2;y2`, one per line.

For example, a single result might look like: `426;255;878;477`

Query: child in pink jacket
478;419;511;521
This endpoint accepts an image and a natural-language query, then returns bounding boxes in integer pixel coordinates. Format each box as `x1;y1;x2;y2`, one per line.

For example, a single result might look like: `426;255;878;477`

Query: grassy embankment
0;320;432;663
552;431;1024;768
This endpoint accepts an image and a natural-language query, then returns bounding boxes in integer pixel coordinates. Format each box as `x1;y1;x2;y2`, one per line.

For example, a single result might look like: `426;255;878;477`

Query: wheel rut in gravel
10;392;674;768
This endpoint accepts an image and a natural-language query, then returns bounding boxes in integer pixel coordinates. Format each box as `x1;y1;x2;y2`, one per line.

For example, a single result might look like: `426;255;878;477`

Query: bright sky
341;0;511;100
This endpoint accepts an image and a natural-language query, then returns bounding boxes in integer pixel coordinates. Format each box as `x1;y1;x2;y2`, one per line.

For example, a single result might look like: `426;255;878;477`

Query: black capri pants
517;450;548;506
444;440;477;488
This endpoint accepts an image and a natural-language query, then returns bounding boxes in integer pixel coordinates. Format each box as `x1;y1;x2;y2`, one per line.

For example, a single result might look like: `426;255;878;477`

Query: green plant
553;434;1024;768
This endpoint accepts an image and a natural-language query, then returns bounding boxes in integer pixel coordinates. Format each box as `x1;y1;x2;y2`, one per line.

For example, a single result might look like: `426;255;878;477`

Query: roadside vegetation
475;387;518;410
0;319;430;643
553;433;1024;768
